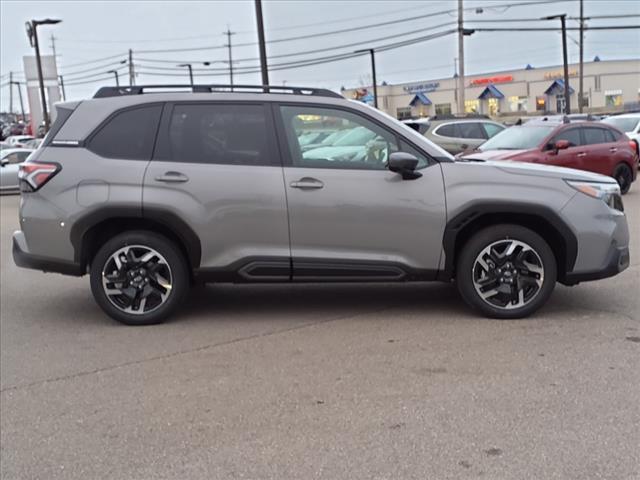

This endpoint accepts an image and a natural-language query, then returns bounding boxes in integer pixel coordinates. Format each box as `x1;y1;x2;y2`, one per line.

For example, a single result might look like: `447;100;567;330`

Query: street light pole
457;0;465;114
354;48;378;108
579;0;584;112
108;69;120;86
25;18;61;133
178;63;194;86
254;0;269;87
543;14;571;115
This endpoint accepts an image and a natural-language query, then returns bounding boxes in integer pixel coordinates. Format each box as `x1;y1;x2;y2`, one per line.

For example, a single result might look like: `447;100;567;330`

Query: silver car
1;148;33;193
12;85;630;325
404;117;506;154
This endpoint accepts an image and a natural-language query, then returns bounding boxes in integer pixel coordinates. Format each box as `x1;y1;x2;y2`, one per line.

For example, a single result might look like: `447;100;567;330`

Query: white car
0;148;34;193
602;113;640;151
5;135;36;148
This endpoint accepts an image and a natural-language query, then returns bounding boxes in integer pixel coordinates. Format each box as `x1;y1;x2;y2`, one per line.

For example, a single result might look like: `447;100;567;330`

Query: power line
135;0;570;55
60;52;128;70
61;60;127;77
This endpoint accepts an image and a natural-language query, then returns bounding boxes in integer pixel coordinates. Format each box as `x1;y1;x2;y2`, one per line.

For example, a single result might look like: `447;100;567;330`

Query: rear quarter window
434;123;458;138
87;104;162;160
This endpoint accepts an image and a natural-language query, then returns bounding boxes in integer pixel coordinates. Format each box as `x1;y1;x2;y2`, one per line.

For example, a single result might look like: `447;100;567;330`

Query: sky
1;0;639;113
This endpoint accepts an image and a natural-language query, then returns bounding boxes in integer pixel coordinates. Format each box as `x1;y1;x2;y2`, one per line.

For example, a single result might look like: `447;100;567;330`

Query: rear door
143;102;290;279
457;122;488;151
581;126;619;176
276;103;446;281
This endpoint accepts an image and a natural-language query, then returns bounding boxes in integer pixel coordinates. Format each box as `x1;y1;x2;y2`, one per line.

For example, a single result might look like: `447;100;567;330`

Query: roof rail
93;84;343;99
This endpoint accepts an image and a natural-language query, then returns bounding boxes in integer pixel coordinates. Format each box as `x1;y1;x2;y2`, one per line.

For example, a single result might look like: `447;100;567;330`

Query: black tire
456;224;557;319
90;231;190;325
612;163;633;195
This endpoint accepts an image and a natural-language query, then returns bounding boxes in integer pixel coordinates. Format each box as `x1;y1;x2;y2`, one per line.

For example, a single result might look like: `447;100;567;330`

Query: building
342;58;640;120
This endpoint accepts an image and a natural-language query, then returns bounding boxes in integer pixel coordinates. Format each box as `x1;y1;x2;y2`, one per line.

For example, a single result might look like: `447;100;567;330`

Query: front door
276;104;447;281
143;102;290;279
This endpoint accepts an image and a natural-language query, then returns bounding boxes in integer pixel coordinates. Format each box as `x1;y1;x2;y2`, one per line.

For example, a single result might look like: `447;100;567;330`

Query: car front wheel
90;231;190;325
456;224;557;319
613;163;633;195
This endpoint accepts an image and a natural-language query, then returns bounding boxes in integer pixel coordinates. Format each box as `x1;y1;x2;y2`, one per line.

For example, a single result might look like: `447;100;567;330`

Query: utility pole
223;27;236;86
543;14;571;114
457;0;465;115
128;49;135;86
11;81;26;121
254;0;269;87
579;0;584;112
355;48;378;108
50;34;57;61
9;72;13;114
59;75;66;101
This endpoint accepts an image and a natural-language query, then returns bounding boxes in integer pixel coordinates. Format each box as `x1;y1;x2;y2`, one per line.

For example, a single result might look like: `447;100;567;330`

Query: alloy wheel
472;239;544;310
101;245;173;315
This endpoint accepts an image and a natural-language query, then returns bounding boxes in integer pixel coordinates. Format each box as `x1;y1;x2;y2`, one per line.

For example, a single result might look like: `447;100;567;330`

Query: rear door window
434;123;458;138
162;103;277;166
582;127;608;145
88;105;162;160
458;122;486;139
482;122;504;138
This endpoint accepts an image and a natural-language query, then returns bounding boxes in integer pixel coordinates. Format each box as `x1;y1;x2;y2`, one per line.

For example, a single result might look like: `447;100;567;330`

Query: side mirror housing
388;152;422;180
0;159;8;167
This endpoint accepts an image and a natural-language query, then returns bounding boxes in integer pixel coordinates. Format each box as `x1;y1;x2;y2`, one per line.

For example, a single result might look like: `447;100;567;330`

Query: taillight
629;140;639;155
19;162;60;192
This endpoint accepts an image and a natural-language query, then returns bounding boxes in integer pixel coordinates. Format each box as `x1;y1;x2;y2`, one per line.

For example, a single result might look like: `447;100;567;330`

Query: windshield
602;116;639;133
479;125;555;150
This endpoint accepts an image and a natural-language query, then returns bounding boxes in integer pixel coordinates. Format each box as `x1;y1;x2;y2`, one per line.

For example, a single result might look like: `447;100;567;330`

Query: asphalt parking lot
1;192;638;480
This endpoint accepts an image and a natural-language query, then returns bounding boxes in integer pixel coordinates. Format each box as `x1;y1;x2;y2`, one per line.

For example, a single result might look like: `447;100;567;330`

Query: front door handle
576;152;587;158
155;171;189;183
290;177;324;189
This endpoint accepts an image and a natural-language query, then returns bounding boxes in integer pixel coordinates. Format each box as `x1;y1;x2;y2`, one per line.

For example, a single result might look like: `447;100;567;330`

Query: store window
605;90;623;107
508;96;528;112
396;107;412;120
435;103;452;115
487;98;500;116
464;100;479;113
594;76;601;91
536;96;546;111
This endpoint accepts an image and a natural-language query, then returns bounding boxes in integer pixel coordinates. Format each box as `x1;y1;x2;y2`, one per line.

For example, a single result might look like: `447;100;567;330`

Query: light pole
543;14;571;114
10;81;26;122
178;63;194;86
354;48;378;108
25;18;61;133
58;75;66;101
254;0;269;87
107;69;120;86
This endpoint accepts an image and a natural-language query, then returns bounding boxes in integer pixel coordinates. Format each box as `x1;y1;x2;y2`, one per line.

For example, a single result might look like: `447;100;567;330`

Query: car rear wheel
456;224;557;319
90;231;190;325
613;163;633;195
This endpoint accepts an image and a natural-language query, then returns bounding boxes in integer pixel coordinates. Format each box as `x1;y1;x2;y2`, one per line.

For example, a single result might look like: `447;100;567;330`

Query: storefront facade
342;59;640;119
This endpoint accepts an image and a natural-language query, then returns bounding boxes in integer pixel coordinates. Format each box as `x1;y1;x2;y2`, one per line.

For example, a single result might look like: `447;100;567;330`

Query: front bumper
12;230;84;276
562;245;630;285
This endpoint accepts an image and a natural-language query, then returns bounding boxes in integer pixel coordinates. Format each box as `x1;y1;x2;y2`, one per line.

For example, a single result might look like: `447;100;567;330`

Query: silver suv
13;85;630;325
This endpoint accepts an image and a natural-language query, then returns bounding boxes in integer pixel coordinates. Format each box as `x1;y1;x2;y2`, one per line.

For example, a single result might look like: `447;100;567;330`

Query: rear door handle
576;152;587;158
290;177;324;189
155;171;189;183
609;147;618;153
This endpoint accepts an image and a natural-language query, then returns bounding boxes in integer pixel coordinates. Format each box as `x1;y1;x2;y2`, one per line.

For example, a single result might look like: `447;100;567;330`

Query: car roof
607;112;640;119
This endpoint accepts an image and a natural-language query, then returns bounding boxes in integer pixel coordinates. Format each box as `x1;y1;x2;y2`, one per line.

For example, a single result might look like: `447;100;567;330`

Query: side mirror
555;139;570;151
388;152;422;180
0;159;8;167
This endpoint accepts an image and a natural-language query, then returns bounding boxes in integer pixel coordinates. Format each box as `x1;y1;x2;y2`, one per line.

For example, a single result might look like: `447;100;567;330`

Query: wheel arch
70;207;201;272
440;203;578;283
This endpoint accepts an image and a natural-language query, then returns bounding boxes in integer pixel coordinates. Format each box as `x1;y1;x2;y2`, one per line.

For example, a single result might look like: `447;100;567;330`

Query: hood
459;149;529;161
479;159;617;183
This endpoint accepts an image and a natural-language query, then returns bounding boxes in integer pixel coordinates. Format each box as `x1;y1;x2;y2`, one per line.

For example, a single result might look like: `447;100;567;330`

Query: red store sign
470;75;514;86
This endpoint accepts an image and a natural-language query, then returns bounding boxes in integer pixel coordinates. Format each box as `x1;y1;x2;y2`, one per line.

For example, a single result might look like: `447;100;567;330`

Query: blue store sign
403;82;440;94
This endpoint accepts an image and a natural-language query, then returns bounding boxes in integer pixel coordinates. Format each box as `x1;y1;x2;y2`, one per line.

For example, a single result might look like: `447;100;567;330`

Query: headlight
566;180;623;212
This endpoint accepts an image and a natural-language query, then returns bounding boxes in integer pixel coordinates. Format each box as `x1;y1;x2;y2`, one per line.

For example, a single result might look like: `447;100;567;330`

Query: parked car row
401;112;638;194
0;148;34;193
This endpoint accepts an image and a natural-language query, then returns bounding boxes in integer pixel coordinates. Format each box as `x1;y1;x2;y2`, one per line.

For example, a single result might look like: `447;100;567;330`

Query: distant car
602;113;640;153
0;148;33;193
5;135;35;148
403;116;506;154
460;118;638;193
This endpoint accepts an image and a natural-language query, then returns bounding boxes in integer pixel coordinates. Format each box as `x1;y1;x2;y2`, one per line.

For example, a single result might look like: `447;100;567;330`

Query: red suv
460;118;638;193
